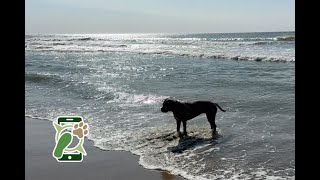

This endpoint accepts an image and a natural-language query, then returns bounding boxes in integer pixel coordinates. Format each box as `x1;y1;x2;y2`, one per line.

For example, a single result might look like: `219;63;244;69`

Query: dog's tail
214;103;226;112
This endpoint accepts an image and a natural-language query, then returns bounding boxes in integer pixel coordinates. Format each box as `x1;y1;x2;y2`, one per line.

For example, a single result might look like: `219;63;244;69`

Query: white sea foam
85;122;295;180
110;92;169;105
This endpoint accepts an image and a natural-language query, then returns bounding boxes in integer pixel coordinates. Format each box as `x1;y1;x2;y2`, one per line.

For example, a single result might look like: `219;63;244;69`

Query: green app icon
52;116;89;162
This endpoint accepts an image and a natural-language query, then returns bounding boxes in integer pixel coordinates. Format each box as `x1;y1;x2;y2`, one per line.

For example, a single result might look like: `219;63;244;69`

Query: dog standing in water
161;99;226;138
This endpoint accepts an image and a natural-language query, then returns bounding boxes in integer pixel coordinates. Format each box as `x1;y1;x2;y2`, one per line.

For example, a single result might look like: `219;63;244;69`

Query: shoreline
25;117;185;180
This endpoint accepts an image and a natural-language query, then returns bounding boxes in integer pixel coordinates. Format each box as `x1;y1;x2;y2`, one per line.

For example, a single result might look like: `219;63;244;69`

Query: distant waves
25;32;295;62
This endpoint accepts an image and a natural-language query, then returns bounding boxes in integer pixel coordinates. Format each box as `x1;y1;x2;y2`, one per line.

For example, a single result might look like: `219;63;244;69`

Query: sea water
25;32;295;179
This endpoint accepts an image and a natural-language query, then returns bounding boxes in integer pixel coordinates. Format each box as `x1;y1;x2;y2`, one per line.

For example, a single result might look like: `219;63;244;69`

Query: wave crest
25;73;114;101
275;36;295;41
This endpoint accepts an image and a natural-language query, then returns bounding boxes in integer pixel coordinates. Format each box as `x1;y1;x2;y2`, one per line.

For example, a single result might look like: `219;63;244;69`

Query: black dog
161;99;226;137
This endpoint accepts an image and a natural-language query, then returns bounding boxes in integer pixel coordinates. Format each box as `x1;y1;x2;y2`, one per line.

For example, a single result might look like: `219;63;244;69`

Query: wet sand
25;117;185;180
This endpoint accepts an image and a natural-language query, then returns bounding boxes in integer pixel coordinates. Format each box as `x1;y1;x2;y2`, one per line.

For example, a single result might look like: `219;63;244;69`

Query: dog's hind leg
182;121;187;136
206;109;217;136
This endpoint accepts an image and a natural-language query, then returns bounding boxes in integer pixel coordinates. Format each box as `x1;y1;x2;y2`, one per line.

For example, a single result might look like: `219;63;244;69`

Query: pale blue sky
25;0;295;34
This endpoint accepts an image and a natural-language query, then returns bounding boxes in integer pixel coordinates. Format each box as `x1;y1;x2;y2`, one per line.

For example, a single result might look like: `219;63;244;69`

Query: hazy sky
26;0;295;34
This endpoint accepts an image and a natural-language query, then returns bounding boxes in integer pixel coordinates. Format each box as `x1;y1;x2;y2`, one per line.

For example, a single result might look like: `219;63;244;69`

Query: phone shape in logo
53;116;88;162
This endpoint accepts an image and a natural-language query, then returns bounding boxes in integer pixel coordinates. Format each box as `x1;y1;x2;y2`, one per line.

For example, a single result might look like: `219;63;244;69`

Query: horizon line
25;30;295;35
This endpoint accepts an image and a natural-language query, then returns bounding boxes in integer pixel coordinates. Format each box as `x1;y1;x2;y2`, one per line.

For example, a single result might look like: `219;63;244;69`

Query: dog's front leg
176;120;182;137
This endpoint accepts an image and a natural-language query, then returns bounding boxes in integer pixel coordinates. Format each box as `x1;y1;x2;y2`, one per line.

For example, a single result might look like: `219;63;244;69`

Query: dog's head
161;99;177;112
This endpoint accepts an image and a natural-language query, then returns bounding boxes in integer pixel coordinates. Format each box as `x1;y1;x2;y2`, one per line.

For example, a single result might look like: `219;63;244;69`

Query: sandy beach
25;117;185;180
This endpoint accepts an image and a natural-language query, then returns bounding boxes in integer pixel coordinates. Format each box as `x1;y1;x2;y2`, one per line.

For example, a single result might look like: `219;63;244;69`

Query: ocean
25;32;295;179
